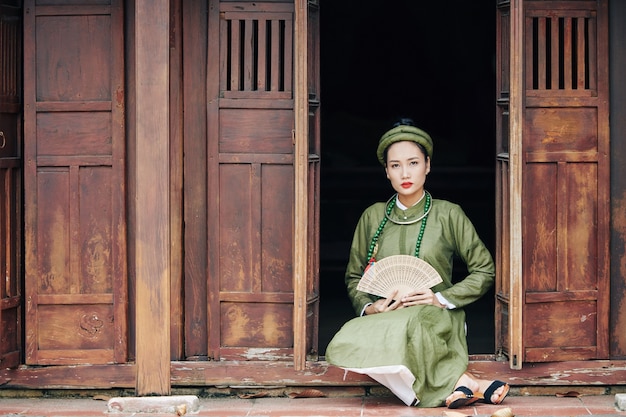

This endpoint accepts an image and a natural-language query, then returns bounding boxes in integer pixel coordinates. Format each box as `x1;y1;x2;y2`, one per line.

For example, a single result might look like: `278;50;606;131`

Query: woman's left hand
401;289;444;308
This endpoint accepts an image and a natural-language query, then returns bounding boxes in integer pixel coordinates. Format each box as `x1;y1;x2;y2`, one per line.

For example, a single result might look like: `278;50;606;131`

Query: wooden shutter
293;0;320;368
496;0;610;368
0;1;22;369
304;0;321;364
23;0;127;365
496;0;525;370
207;0;297;361
521;0;609;362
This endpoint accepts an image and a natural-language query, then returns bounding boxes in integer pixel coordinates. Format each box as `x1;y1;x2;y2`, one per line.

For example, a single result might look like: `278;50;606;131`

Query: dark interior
318;1;497;355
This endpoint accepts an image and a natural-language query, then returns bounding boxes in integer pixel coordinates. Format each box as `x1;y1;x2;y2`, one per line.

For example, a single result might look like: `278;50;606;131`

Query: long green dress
325;193;495;407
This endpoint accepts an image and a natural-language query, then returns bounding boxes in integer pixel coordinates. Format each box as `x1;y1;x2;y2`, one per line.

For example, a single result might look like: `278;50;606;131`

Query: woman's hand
401;289;445;308
364;290;402;315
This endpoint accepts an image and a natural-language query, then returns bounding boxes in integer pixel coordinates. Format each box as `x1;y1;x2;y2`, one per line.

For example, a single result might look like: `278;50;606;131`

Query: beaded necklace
366;191;432;265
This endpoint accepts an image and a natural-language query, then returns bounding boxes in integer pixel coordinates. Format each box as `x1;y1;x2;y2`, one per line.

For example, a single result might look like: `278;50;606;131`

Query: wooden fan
357;255;443;299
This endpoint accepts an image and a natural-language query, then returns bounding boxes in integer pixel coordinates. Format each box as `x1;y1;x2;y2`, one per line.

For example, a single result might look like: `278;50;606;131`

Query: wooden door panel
35;167;113;294
218;163;293;292
220;109;294;154
1;164;21;368
36;113;113;156
525;301;598;361
187;0;319;363
304;0;321;362
35;16;112;101
525;108;598;153
0;115;19;158
220;302;293;348
205;0;296;361
1;1;22;369
24;0;126;365
495;0;518;366
521;0;609;362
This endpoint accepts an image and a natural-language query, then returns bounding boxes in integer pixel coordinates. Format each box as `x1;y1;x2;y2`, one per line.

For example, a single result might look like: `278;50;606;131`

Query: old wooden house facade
1;0;625;396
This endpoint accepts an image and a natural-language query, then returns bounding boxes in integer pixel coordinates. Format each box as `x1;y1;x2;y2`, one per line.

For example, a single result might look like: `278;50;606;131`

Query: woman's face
385;141;430;206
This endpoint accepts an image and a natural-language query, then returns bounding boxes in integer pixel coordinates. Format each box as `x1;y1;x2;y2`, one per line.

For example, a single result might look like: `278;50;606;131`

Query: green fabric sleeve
344;204;385;315
436;203;495;308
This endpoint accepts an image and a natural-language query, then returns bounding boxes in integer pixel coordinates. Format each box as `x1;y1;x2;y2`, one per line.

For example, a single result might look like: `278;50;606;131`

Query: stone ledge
107;395;199;414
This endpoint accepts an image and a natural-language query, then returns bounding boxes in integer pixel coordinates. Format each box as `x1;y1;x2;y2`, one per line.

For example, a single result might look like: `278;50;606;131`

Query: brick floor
0;393;625;417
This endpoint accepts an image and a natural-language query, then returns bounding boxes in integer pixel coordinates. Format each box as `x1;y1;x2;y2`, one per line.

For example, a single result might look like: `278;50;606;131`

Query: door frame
3;0;626;394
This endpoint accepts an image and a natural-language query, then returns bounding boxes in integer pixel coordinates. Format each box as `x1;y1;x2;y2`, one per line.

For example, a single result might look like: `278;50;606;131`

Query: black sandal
446;386;479;409
481;380;510;405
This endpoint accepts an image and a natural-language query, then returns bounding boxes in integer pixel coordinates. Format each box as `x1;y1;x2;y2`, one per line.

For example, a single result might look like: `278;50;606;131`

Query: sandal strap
484;380;506;403
454;385;474;397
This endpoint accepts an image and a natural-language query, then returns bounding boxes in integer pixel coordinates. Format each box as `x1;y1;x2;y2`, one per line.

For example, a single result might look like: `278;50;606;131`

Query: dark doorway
319;1;497;355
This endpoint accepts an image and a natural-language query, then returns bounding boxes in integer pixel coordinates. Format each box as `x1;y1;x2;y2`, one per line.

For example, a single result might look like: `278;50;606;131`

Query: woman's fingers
402;289;435;305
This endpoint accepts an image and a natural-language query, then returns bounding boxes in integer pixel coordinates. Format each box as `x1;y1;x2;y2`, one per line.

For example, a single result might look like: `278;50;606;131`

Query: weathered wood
0;1;22;370
22;0;127;366
521;0;610;363
203;0;298;362
305;0;321;361
2;360;626;389
134;0;170;395
294;0;308;372
169;0;184;361
182;0;209;359
495;0;511;365
507;0;525;370
0;165;21;369
206;0;221;361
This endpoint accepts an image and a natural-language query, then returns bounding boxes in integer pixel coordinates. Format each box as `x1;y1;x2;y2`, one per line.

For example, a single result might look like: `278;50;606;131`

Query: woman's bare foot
445;373;509;405
444;373;480;406
476;378;509;404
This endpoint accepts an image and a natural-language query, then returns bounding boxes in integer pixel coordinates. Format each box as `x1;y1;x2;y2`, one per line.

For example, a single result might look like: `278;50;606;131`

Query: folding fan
356;255;443;299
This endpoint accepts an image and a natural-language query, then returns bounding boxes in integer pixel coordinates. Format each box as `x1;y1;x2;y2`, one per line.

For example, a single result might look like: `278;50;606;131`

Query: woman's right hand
364;290;402;315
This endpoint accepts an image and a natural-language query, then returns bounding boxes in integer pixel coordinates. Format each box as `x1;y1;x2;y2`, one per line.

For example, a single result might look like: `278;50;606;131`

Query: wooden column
135;0;171;395
508;0;524;370
293;0;308;371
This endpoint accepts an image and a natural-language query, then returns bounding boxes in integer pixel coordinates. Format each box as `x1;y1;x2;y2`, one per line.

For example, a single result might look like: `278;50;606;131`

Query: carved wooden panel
23;0;126;365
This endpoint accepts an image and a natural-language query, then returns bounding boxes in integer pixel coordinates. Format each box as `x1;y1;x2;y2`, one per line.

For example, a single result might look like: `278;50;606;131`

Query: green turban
376;125;433;166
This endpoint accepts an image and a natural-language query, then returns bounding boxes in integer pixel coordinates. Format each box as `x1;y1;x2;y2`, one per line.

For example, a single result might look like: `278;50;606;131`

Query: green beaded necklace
366;191;432;263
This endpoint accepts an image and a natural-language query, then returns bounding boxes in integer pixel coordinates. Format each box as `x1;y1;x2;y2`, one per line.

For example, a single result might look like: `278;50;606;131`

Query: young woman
325;119;509;408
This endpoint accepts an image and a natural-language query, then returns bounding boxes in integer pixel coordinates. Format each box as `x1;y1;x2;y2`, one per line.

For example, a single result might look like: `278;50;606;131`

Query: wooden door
0;0;22;369
495;0;515;367
203;0;299;361
23;0;127;365
496;0;610;367
522;0;609;362
293;0;320;366
183;0;319;363
304;0;321;363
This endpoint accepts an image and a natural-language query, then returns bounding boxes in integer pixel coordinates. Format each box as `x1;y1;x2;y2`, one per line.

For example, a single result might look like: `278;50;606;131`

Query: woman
325;119;509;408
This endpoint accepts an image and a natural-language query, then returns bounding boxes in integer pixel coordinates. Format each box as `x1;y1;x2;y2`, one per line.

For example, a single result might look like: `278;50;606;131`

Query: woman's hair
383;117;429;164
392;117;416;128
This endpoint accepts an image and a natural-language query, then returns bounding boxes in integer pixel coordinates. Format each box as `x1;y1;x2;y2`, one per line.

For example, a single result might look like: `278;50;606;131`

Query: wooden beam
2;360;626;389
134;0;171;395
